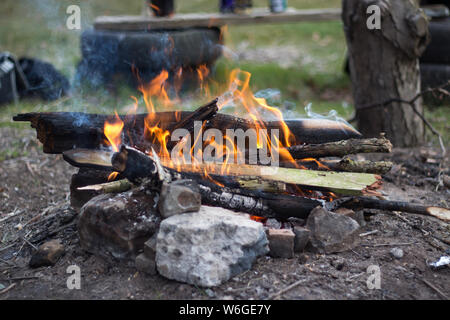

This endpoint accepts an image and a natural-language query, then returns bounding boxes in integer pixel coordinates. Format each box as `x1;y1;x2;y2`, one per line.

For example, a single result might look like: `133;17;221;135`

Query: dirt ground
0;127;449;300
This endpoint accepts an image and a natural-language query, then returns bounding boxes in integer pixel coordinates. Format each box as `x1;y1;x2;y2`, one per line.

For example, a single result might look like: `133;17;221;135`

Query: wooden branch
166;98;218;150
286;137;392;159
355;80;449;158
325;158;392;174
288;158;393;175
77;179;133;194
328;197;450;222
70;168;121;210
13;111;361;154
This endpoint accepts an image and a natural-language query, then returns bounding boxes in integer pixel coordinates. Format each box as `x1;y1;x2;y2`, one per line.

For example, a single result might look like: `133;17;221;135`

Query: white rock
390;248;404;259
156;206;269;287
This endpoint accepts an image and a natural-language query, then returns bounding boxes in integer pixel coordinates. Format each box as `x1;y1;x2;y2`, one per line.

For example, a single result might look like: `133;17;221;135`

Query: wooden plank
94;8;342;31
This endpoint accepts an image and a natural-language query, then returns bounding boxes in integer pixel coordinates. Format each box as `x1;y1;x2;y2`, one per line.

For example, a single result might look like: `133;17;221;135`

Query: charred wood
13;111;361;154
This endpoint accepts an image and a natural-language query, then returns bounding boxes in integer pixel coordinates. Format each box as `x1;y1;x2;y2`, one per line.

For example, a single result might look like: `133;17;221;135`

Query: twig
357;80;450;113
355;81;449;190
1;276;40;282
359;230;379;237
0;283;16;295
0;244;15;252
345;272;365;281
361;241;416;247
0;208;22;223
268;279;308;300
421;279;449;300
21;237;38;251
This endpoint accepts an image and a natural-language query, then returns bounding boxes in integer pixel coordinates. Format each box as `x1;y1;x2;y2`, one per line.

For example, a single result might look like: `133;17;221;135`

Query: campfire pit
13;68;450;287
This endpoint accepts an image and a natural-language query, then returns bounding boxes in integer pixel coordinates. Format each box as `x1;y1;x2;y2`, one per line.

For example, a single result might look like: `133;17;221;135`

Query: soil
0;127;449;300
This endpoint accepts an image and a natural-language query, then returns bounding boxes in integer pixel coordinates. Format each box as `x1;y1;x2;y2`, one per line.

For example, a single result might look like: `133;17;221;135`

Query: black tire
420;17;450;65
75;28;222;87
420;63;450;105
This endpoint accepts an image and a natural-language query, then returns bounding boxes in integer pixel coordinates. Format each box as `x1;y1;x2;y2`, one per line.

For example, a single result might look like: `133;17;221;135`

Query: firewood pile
13;99;450;287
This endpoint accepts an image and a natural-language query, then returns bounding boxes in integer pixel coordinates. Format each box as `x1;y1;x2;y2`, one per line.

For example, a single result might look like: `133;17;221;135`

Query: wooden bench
94;7;342;31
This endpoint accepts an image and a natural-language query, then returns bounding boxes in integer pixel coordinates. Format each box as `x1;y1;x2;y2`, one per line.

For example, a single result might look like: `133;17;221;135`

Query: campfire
13;67;449;287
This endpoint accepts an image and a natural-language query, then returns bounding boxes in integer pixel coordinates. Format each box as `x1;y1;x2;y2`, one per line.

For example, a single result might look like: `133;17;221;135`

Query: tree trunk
342;0;429;147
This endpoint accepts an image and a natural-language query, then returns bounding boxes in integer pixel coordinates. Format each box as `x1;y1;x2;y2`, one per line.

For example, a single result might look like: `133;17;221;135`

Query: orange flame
102;66;334;198
108;171;119;182
104;112;124;152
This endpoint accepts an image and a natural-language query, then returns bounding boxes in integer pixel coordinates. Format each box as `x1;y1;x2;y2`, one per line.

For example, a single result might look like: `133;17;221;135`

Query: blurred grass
0;0;448;148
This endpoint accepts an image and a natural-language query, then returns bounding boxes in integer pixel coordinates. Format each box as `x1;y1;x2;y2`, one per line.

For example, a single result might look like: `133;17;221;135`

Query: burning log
62;147;393;176
69;145;380;197
109;145;323;219
286;137;392;159
166;98;219;150
13;111;362;154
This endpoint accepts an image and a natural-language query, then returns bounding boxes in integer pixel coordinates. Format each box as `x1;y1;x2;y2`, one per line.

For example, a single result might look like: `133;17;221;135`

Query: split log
286;137;392;159
328;197;450;222
13;111;361;154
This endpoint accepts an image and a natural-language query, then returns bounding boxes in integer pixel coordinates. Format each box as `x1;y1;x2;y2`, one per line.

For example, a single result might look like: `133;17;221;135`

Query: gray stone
267;229;295;258
78;191;161;262
293;226;310;253
158;180;202;218
335;208;366;227
135;253;157;275
29;239;65;268
390;248;404;259
306;207;360;254
205;289;215;298
143;235;157;260
156;206;269;287
265;218;282;229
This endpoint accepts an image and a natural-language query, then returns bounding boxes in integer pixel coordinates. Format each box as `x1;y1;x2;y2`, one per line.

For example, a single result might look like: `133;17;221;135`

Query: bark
342;0;429;147
286;137;392;159
283;158;393;175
